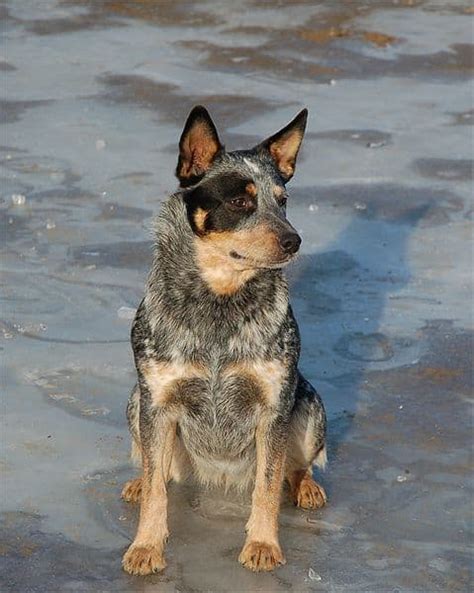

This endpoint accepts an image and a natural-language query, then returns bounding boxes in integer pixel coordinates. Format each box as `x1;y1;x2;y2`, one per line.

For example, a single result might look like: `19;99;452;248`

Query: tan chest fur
221;359;287;408
140;357;287;411
140;359;208;407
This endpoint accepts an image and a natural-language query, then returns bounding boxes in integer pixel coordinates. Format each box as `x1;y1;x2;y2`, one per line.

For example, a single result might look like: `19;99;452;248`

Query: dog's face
177;106;307;270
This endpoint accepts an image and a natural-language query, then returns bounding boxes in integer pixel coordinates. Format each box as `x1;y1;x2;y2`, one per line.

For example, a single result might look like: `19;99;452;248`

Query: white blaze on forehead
243;157;260;174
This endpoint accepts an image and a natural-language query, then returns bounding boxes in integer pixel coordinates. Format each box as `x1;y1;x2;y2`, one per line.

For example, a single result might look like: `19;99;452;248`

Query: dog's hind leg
285;373;327;510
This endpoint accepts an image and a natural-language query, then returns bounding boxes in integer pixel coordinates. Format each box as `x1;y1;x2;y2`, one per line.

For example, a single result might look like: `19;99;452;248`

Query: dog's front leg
122;390;176;576
239;415;287;572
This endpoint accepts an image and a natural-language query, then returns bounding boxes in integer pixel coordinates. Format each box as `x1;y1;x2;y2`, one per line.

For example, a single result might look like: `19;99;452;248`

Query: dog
121;106;327;575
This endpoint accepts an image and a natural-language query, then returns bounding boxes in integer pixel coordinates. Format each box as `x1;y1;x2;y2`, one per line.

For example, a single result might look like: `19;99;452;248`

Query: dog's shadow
288;184;435;484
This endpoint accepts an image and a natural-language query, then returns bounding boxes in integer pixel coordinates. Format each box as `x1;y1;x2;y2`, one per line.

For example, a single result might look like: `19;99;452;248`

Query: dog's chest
143;357;287;456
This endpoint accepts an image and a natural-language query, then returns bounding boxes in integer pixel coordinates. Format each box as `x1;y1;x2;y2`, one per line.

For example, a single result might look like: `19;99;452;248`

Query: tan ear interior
268;129;304;180
178;123;221;180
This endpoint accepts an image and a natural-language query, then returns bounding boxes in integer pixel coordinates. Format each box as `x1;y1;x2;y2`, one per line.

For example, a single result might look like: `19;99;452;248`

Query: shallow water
1;1;473;591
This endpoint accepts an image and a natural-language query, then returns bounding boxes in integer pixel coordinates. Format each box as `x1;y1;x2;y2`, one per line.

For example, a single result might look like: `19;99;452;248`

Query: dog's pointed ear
176;105;223;188
256;109;308;182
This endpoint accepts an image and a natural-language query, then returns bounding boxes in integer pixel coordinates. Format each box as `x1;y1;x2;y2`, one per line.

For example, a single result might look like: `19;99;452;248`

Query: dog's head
177;106;307;275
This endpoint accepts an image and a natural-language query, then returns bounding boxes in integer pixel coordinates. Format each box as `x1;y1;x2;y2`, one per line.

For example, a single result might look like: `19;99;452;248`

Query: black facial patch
183;172;257;235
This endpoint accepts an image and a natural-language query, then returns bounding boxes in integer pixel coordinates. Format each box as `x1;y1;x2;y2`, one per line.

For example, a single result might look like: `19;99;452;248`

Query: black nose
280;232;301;254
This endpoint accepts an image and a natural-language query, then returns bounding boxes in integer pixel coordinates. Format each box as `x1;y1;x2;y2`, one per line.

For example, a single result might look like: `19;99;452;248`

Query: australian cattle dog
121;106;327;575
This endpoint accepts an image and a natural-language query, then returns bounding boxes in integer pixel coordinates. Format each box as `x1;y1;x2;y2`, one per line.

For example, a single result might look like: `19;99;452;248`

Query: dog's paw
122;544;166;575
121;478;142;503
238;541;286;572
293;476;327;510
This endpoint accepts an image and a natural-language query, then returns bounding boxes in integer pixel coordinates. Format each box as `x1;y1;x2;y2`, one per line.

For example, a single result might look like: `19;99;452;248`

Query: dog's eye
230;197;249;209
279;196;288;207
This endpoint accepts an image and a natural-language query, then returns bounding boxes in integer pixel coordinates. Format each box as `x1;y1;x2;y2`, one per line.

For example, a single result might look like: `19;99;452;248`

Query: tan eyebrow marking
246;182;257;198
193;207;208;232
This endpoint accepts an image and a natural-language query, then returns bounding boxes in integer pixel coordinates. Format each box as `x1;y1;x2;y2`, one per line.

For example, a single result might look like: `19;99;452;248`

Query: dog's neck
145;195;290;350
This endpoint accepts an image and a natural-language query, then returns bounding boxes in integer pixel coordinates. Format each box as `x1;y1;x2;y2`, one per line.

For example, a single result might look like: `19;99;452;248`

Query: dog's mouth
229;250;295;269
